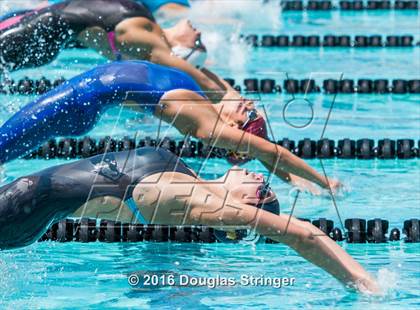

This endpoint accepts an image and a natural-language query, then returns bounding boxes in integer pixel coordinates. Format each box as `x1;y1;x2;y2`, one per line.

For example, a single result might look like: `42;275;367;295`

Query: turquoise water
2;242;419;308
1;2;420;309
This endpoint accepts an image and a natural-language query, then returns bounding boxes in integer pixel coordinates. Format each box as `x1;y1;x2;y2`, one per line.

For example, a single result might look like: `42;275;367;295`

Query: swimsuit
0;147;195;249
107;31;123;60
0;0;154;70
0;60;205;164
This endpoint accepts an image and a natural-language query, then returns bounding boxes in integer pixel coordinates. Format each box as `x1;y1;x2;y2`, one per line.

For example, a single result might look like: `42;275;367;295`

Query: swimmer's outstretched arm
221;209;379;293
158;90;339;191
213;126;338;190
136;173;378;293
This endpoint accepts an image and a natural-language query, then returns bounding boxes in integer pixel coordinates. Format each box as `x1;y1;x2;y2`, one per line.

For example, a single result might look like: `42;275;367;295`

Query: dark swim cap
257;198;280;215
226;117;269;165
214;199;280;243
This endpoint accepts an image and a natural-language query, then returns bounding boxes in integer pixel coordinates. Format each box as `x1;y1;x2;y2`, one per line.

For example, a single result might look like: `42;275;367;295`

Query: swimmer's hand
353;276;382;295
290;175;322;195
325;178;343;195
290;176;343;196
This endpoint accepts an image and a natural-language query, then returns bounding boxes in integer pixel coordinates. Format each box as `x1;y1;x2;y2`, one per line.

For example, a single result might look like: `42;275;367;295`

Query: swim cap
171;46;207;68
214;181;279;243
226;117;268;165
257;198;280;215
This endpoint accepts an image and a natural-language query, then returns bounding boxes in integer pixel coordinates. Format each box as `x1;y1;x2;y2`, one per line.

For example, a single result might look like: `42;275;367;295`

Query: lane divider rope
23;136;420;160
278;0;418;11
2;77;419;95
38;217;420;243
242;34;419;47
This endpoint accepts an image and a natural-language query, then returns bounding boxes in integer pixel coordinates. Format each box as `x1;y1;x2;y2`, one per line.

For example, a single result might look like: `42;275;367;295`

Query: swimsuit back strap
125;197;148;224
107;31;122;60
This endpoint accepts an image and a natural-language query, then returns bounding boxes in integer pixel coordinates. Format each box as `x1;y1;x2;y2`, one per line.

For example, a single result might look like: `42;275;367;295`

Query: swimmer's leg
0;11;71;70
0;84;102;163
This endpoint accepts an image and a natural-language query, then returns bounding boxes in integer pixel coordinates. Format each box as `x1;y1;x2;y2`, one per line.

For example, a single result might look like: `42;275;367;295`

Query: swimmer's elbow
275;145;287;164
202;79;219;92
202;80;224;102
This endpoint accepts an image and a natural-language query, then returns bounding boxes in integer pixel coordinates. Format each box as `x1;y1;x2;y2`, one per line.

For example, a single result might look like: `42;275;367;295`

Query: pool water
1;1;419;308
1;242;419;308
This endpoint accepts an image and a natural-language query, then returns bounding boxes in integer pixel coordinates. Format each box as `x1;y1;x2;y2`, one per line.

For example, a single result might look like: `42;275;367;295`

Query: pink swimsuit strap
107;31;122;60
107;31;118;54
0;15;25;31
0;8;42;31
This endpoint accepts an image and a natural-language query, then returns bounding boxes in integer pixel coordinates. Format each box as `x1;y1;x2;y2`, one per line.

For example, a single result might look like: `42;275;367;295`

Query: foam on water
377;268;399;295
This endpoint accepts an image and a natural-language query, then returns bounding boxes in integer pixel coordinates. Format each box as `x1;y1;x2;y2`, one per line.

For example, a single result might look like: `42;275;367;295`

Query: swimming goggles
241;108;259;129
257;182;271;199
183;37;206;60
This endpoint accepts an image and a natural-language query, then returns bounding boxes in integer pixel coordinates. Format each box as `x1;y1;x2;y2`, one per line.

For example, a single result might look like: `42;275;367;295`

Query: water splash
0;246;48;304
188;0;281;71
189;0;280;30
376;268;398;295
0;0;43;12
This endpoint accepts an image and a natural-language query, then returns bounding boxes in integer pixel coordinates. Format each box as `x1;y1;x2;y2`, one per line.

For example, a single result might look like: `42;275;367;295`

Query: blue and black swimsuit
0;0;155;70
0;60;205;164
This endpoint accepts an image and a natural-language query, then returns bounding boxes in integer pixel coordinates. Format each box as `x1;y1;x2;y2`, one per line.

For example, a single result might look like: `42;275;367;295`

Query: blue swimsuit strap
125;197;148;224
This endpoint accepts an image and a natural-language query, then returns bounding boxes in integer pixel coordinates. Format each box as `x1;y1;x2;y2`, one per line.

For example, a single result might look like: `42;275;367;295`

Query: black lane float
38;217;420;243
23;136;420;160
